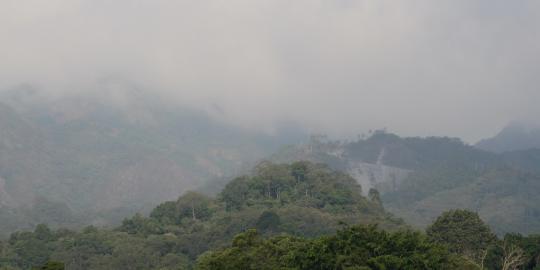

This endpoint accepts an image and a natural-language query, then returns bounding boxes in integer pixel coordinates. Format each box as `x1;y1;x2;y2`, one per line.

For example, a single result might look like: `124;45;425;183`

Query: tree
1;161;403;270
291;161;308;182
220;176;251;210
255;211;281;233
368;188;382;206
503;233;540;270
483;233;540;270
34;224;53;241
427;209;497;267
196;225;459;270
119;213;163;235
176;192;213;221
150;201;179;225
8;231;51;268
501;242;527;270
34;261;64;270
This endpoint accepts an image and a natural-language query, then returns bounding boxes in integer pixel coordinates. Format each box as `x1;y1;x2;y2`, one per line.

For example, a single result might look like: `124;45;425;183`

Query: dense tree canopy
196;225;464;270
3;161;539;270
425;209;540;270
427;209;497;267
0;162;403;269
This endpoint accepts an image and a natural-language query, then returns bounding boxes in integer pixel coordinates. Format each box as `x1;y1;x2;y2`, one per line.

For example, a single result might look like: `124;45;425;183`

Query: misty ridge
0;85;306;234
2;1;540;270
2;1;540;141
2;85;540;269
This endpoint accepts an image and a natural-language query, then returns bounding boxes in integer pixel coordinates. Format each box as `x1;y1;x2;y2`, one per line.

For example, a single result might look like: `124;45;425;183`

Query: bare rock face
270;139;413;195
347;162;411;195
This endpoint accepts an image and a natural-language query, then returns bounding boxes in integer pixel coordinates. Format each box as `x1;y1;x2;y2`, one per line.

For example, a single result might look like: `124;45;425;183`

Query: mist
2;0;540;142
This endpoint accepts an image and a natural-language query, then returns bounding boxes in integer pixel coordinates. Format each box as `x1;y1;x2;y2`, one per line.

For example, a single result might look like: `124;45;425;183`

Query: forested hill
0;161;403;269
270;131;540;234
0;88;304;236
476;122;540;153
142;161;403;242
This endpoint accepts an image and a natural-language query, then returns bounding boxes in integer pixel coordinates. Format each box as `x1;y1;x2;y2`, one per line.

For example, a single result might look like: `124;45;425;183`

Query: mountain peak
476;122;540;153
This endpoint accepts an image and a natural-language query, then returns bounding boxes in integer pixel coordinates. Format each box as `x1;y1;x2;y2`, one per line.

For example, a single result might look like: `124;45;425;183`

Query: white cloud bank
1;0;540;142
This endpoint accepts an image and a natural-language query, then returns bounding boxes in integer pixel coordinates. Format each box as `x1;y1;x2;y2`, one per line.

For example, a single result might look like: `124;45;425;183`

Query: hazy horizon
2;0;540;142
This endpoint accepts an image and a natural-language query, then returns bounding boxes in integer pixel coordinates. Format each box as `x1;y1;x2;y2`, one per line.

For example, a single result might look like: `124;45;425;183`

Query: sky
1;0;540;143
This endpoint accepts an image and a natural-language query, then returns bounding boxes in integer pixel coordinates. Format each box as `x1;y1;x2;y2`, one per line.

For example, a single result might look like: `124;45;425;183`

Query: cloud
1;0;539;142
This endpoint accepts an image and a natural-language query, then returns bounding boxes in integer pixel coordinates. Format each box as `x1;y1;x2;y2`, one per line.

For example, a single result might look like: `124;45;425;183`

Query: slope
270;131;540;235
0;161;404;269
0;87;304;236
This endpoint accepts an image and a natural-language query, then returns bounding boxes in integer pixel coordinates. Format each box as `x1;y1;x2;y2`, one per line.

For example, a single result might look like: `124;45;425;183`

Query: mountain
270;131;540;235
476;122;540;153
270;132;501;195
0;87;305;236
0;161;404;269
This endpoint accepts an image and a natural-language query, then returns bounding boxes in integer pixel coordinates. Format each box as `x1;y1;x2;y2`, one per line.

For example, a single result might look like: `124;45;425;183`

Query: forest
1;162;539;269
270;132;540;235
3;1;540;269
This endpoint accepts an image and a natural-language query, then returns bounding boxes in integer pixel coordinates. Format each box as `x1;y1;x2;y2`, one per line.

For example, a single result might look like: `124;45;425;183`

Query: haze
2;0;540;142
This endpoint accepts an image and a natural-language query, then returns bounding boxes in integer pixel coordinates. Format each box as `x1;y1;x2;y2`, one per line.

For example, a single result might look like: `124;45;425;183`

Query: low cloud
1;0;539;142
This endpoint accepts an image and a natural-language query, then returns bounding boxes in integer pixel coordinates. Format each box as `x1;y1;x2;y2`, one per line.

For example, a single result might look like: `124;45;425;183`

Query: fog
1;0;540;142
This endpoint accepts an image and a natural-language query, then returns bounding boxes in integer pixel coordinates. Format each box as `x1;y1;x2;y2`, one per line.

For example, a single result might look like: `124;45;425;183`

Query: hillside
271;131;540;235
0;161;404;269
476;123;540;153
0;88;304;236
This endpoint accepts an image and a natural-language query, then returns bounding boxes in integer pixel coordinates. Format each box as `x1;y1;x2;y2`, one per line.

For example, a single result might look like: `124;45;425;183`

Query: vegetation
425;209;540;270
0;96;301;236
2;202;540;269
427;210;497;268
475;123;540;153
32;261;65;270
271;131;540;235
2;124;540;269
196;225;462;270
0;161;402;269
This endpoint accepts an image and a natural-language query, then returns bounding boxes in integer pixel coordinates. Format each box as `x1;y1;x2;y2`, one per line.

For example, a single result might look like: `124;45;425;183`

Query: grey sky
1;0;539;142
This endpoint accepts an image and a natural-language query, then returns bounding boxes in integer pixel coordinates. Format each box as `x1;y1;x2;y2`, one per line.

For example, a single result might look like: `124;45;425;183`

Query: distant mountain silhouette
476;122;540;153
0;86;305;235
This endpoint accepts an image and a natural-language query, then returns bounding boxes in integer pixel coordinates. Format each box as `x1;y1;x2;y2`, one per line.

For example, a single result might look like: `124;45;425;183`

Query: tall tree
427;209;497;267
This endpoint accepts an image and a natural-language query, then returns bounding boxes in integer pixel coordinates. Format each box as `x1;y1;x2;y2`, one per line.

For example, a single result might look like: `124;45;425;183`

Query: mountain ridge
0;89;305;236
270;131;540;234
476;122;540;153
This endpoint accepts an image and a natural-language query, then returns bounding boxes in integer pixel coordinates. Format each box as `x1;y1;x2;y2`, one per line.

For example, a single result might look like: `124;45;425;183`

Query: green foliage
291;161;308;182
196;225;460;270
220;162;366;212
503;233;540;269
383;165;481;206
255;211;281;233
0;161;401;269
120;192;214;236
6;225;55;269
271;131;540;235
176;192;213;222
481;233;540;270
427;209;497;267
356;134;540;236
150;201;179;225
33;261;64;270
119;213;164;235
0;98;300;236
345;132;497;170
